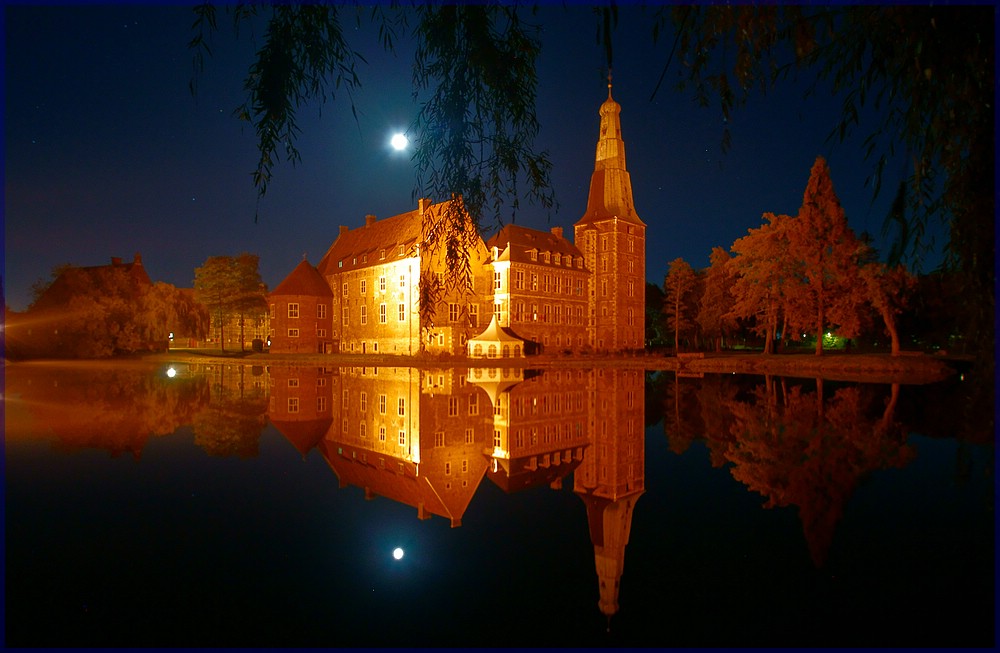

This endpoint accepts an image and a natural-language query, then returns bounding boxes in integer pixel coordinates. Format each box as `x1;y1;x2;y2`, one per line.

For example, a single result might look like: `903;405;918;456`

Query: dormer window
380;249;386;260
492;246;499;259
398;244;405;256
529;250;537;262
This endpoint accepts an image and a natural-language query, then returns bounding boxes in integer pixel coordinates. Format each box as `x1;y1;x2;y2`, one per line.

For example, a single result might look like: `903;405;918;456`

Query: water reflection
5;361;984;639
655;372;915;567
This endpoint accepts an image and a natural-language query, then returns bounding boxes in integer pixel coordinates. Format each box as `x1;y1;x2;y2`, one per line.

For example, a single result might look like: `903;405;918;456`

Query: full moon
390;133;408;151
392;547;405;560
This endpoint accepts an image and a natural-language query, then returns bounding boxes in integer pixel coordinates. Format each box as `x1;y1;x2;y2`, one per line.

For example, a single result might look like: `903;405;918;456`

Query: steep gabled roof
485;224;586;267
317;207;426;278
270;259;332;298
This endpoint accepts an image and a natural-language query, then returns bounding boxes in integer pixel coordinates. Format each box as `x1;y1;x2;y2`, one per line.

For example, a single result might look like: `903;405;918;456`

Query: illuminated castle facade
268;84;645;356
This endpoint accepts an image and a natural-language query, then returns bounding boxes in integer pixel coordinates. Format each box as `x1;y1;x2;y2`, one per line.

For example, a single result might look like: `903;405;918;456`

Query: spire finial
607;69;613;99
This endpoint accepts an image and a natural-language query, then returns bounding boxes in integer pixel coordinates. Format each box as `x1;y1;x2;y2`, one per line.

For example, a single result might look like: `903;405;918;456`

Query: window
543;274;550;293
628;280;634;297
445;462;452;475
602;256;608;272
575;279;583;296
288;303;299;318
465;428;474;444
461;459;469;473
435;431;445;447
448;397;459;416
542;305;551;323
629;236;635;253
468;304;478;328
468;394;479;415
288;378;299;387
317;396;327;412
360;422;367;438
494;430;502;448
317;303;327;319
360;392;367;412
379;426;386;442
530;273;538;290
287;328;299;337
360;279;367;295
449;303;459;322
601;279;608;296
342;282;348;297
399;274;406;288
269;304;275;319
493;271;501;290
380;249;386;260
343;390;349;409
398;397;406;416
494;302;502;320
398;245;405;256
379;276;386;292
531;304;538;321
360;305;367;325
628;259;634;273
288;397;299;413
398;430;406;446
515;270;524;289
529;250;537;262
513;302;523;322
342;306;349;326
379;395;387;414
398;303;406;321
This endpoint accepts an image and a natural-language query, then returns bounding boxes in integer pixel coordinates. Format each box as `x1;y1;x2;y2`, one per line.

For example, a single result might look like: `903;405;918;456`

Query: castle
268;82;646;357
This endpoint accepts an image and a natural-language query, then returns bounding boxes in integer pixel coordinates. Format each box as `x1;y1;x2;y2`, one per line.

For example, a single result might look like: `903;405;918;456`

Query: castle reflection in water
9;360;939;629
268;364;644;621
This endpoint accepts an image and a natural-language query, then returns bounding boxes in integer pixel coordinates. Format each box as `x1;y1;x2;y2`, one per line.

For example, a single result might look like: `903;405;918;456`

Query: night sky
4;4;940;312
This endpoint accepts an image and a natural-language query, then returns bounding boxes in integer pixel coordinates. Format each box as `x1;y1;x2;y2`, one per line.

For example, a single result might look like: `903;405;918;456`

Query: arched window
488;344;497;359
473;343;483;357
502;345;510;358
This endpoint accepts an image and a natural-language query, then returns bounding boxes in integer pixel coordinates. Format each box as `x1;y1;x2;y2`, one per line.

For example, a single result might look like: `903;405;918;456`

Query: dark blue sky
4;4;938;311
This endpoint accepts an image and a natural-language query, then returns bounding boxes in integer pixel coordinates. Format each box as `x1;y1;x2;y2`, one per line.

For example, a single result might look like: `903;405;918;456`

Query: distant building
268;258;335;354
268;83;645;356
30;253;152;312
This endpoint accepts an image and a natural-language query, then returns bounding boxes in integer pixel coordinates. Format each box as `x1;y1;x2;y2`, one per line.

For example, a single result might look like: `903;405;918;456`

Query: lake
3;359;994;647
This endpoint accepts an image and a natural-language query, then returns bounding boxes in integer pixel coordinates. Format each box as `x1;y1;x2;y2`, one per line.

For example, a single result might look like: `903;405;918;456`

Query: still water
4;360;994;647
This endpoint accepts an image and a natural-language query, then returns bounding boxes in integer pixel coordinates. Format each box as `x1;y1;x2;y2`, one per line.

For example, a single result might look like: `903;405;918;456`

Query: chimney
111;257;123;266
551;226;564;239
365;214;376;227
339;225;349;236
133;252;143;265
418;198;431;214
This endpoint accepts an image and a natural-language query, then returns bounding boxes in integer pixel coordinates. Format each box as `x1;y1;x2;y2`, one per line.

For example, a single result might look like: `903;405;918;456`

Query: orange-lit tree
858;261;916;355
663;257;698;352
729;212;797;354
786;157;868;355
697;246;739;351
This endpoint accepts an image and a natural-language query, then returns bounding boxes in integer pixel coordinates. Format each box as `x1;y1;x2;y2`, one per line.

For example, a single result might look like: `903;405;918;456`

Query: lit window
493;271;501;290
288;303;299;318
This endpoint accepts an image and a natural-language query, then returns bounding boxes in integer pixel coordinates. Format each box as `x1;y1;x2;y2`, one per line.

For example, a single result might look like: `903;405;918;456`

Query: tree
697;246;738;352
786;157;868;355
858;262;915;356
730;213;796;354
194;254;268;351
663;258;697;352
644;282;667;347
657;5;993;364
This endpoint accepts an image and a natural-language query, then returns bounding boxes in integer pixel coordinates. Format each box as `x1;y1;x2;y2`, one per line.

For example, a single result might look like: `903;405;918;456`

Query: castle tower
574;369;645;626
574;77;646;351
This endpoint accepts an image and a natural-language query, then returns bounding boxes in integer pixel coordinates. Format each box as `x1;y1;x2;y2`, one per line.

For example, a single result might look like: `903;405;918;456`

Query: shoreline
123;348;962;384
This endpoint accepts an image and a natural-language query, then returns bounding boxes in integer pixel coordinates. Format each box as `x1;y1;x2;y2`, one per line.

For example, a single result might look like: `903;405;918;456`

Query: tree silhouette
194;254;267;352
858;262;916;355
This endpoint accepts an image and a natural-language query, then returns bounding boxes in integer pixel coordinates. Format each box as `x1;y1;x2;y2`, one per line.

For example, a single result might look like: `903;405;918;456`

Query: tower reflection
267;365;644;624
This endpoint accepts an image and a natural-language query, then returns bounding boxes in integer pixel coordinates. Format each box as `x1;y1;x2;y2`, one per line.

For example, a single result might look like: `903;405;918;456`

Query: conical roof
270;259;333;297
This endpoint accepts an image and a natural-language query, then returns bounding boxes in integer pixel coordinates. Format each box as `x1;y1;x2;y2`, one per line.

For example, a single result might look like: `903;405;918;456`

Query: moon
390;133;408;151
392;547;405;560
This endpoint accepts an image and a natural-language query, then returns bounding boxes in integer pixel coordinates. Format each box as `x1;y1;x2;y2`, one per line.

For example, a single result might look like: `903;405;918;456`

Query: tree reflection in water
4;360;987;642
